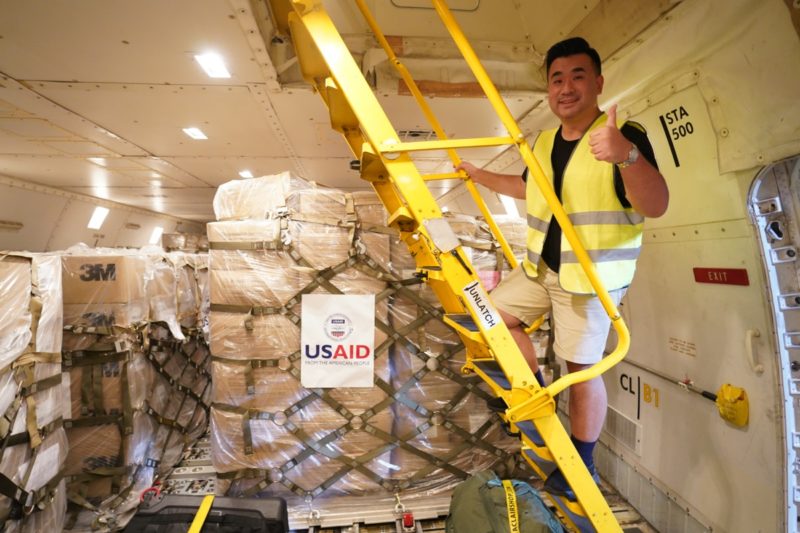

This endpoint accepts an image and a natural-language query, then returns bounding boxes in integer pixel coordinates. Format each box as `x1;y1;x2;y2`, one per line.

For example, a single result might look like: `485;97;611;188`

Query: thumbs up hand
588;104;631;164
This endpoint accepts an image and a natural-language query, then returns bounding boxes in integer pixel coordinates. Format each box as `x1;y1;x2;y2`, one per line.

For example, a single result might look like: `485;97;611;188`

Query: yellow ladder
268;1;631;531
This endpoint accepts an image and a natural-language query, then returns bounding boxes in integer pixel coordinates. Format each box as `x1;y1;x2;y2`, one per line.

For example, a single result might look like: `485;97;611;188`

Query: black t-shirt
522;122;658;272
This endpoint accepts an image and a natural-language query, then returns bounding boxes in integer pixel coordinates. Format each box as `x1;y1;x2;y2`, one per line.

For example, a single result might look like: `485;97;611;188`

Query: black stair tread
444;313;479;331
473;359;511;390
516;420;546;447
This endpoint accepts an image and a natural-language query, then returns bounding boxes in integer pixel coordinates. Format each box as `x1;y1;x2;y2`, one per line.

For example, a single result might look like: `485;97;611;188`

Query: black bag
446;471;565;533
123;494;288;532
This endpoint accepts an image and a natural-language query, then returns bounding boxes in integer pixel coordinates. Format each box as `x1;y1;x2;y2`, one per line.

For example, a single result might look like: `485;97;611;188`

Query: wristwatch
617;143;640;169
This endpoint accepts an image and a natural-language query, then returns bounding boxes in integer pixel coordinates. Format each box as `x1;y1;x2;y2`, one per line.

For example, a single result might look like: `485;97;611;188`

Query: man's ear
597;74;605;94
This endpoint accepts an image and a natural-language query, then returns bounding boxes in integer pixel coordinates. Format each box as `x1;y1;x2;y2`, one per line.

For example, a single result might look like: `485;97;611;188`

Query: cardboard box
61;255;146;305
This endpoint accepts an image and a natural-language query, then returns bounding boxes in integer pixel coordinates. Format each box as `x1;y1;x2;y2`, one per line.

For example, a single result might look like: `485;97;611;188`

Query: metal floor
157;436;658;533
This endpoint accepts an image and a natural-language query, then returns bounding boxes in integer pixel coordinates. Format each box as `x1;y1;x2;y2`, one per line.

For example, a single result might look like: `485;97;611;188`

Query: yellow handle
188;494;215;533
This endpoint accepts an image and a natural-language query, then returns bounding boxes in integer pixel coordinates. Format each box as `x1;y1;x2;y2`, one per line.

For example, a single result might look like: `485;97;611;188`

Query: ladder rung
516;420;545;447
550;495;594;532
445;313;479;331
380;136;516;153
443;314;485;343
472;359;511;390
422;172;466;181
522;446;555;471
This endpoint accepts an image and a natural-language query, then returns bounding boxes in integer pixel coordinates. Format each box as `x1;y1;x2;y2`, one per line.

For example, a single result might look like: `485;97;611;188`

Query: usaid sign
301;294;375;388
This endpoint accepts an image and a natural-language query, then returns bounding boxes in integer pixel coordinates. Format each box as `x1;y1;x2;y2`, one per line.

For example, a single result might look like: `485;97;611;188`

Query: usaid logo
324;313;353;341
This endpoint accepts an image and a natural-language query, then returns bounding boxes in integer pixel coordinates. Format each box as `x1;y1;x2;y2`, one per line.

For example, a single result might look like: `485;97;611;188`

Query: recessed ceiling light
194;52;231;78
499;194;520;218
149;226;164;245
87;157;106;166
238;170;254;179
87;206;110;230
182;127;207;140
150;180;162;187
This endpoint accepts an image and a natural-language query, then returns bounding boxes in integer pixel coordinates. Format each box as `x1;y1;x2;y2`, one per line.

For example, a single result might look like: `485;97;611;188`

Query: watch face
618;144;639;168
627;145;640;164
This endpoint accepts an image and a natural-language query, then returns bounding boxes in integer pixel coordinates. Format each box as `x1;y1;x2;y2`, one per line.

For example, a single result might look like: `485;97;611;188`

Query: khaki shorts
490;263;626;365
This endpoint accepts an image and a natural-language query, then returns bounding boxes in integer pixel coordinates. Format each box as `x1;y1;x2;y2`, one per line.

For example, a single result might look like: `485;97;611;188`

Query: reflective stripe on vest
522;112;644;294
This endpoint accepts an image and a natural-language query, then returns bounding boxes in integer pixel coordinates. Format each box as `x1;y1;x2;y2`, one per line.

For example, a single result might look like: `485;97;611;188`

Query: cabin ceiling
0;0;678;223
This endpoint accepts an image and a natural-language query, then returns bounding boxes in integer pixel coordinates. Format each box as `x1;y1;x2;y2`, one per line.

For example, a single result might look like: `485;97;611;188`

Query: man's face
547;53;604;121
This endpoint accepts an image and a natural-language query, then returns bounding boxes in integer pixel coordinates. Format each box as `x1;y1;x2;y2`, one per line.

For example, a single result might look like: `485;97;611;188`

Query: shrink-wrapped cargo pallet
161;232;209;253
208;174;529;526
0;254;67;533
60;250;210;531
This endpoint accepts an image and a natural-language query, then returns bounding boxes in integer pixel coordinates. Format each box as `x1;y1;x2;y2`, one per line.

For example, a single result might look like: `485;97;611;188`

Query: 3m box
61;255;147;304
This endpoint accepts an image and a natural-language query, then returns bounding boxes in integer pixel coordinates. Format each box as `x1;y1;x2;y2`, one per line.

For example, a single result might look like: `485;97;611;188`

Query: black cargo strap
2;417;63;449
63;324;130;337
211;354;300;396
63;414;123;429
208;213;528;499
142;401;189;436
144;351;209;409
1;366;62;449
102;463;154;514
209;251;423;335
148;337;212;385
209;240;283;251
63;349;134;434
0;468;65;518
62;348;131;368
147;336;183;352
0;471;27;507
0;395;23;446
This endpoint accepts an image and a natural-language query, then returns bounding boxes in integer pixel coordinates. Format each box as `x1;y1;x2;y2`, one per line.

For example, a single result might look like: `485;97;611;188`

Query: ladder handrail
354;0;520;272
431;0;631;395
272;1;623;529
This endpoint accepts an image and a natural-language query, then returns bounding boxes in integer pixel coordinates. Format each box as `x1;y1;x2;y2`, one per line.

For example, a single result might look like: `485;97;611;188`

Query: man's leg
490;266;550;380
565;361;607;442
499;308;540;374
541;266;625;499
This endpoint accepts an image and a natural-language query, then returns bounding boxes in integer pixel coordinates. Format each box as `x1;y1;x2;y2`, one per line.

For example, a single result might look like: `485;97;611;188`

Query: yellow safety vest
523;113;644;294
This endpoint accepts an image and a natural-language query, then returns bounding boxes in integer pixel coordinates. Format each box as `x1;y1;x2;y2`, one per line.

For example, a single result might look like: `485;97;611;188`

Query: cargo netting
208;173;547;526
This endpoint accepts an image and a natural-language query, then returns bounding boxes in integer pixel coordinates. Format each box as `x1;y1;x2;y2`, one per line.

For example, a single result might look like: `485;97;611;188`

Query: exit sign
693;268;749;286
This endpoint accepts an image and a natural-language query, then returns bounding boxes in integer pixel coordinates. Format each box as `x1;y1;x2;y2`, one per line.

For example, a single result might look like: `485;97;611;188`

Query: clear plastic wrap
172;259;201;330
161;232;187;250
494;215;528;257
58;248;209;530
61;251;150;329
4;479;67;533
162;232;208;253
207;177;525;521
0;369;16;423
31;254;63;355
0;255;32;372
0;430;68;527
213;172;307;221
64;351;150;420
146;258;183;339
8;363;62;433
0;358;66;527
210;294;394;483
187;254;211;343
162;233;209;253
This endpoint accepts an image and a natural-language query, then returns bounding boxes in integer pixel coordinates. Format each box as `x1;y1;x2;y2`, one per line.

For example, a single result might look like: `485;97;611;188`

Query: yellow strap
501;480;520;533
188;494;214;533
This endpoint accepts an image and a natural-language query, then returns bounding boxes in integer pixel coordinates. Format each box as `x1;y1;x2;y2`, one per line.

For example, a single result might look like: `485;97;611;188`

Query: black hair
545;37;601;75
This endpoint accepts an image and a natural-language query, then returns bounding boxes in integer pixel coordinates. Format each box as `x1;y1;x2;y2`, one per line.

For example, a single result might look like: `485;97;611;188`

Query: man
457;37;668;499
